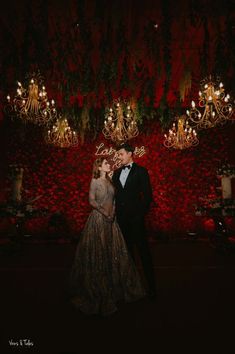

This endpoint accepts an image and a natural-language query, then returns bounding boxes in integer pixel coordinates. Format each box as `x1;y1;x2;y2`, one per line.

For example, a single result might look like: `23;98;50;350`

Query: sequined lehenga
70;177;145;316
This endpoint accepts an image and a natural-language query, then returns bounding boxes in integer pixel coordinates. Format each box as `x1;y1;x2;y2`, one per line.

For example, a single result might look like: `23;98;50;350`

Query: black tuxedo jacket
112;162;153;218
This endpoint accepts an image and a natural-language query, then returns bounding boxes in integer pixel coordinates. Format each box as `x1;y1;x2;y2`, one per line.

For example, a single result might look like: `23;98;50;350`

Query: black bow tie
121;165;131;170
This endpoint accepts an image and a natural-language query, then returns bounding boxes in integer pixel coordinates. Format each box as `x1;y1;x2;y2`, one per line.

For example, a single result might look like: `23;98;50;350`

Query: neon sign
95;142;146;169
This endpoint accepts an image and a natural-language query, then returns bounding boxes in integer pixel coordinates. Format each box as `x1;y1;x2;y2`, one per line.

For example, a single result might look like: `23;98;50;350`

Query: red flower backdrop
0;119;234;239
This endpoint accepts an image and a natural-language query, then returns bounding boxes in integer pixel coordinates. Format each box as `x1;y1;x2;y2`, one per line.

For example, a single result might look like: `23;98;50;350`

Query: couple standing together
70;143;156;316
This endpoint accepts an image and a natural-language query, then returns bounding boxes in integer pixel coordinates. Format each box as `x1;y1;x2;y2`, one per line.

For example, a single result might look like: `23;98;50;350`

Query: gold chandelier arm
103;99;139;143
187;75;234;130
5;73;57;127
46;117;78;148
163;116;199;150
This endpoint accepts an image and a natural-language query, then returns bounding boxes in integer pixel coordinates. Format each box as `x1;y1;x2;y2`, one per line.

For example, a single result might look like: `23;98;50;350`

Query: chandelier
102;99;139;144
5;71;57;126
46;117;78;148
163;115;199;150
186;75;233;129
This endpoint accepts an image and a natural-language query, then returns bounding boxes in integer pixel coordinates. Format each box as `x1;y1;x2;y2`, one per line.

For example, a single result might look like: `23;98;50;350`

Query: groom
112;142;157;299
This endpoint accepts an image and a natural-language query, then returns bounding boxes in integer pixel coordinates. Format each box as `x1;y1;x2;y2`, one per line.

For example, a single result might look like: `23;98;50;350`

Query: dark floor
0;236;235;354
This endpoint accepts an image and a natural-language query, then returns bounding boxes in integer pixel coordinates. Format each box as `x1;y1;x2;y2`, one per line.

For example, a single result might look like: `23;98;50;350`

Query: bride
70;157;145;316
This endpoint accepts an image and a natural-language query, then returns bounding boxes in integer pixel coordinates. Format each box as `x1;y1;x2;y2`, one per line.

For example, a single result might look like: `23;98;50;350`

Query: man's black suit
112;162;156;295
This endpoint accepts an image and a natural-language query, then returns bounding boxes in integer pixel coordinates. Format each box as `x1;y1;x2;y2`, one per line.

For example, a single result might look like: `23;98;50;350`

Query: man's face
118;148;132;166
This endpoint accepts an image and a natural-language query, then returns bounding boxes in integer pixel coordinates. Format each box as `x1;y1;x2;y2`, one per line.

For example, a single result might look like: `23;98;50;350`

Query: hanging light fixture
46;116;78;148
5;71;57;126
186;75;233;129
102;98;139;144
163;115;199;150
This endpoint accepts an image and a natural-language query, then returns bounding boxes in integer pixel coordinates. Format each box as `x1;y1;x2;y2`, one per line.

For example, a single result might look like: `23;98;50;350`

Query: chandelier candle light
5;73;57;126
46;117;78;148
102;99;139;144
186;75;233;129
163;115;199;150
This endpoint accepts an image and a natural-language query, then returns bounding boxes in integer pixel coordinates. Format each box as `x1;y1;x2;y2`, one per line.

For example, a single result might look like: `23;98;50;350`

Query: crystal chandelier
46;116;78;148
163;115;199;150
5;71;57;126
102;99;139;144
186;75;233;129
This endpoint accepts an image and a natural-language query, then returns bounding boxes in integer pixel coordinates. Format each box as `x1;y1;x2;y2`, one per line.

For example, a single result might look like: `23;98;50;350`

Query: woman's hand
107;214;115;223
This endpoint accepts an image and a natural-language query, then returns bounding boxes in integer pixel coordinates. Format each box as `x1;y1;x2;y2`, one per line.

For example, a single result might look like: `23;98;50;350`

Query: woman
70;157;145;316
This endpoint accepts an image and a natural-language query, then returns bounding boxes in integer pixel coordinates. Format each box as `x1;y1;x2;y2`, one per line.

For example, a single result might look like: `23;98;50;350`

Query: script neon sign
95;142;146;169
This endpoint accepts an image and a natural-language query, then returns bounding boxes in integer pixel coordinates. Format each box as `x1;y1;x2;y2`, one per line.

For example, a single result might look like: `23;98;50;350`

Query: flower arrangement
217;163;235;177
195;197;235;217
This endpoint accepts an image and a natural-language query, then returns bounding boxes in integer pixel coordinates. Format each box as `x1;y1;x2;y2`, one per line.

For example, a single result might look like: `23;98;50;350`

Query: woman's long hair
92;157;112;184
92;157;105;179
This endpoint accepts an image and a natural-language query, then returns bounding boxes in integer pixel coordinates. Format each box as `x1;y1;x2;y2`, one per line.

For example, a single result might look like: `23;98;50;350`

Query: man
112;142;157;299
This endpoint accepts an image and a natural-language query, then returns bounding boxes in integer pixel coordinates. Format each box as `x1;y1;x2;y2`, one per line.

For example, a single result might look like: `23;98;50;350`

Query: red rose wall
0;119;234;240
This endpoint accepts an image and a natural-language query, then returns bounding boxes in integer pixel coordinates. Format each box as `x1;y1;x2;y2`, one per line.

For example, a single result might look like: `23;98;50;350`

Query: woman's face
100;159;111;173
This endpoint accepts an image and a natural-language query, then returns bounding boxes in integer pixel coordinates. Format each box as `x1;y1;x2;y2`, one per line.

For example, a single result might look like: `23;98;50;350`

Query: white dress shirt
119;163;133;187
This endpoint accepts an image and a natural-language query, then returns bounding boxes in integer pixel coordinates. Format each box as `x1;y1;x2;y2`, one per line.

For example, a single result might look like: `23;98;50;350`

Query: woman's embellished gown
70;177;145;316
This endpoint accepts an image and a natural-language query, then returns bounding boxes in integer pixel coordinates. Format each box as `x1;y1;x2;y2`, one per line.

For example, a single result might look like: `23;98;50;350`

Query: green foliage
1;0;233;140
